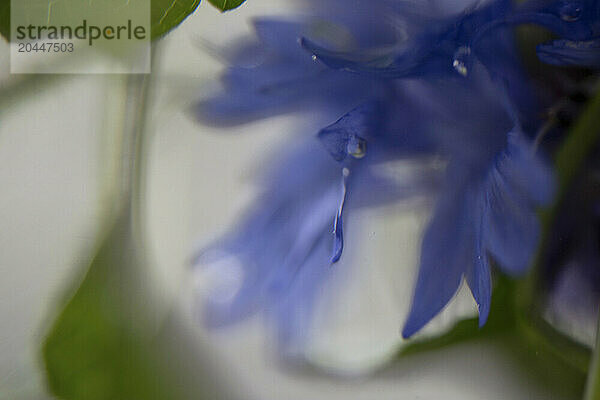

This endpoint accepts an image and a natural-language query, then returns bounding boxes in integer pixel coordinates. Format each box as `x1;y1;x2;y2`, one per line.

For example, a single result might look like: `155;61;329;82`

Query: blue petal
402;168;473;338
301;33;458;79
252;18;307;59
466;253;492;327
512;0;599;41
301;1;518;79
297;1;439;77
198;140;342;328
267;235;333;351
500;131;555;206
196;66;371;126
195;16;382;126
482;174;540;276
301;37;412;77
481;131;554;275
537;39;600;67
466;195;492;327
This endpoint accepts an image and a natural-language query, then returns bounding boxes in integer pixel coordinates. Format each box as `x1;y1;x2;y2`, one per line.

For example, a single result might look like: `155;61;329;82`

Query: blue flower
194;0;559;350
194;4;428;350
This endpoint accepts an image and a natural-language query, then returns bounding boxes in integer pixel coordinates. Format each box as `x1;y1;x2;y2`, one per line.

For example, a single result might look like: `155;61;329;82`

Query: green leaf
207;0;246;12
498;330;587;399
500;87;600;399
0;0;200;41
584;317;600;400
398;274;518;358
151;0;201;39
0;0;9;41
551;88;600;400
42;210;185;400
553;87;600;195
396;274;587;397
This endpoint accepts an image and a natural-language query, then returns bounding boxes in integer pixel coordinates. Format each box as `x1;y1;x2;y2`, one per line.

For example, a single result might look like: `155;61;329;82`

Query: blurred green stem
100;44;158;231
584;312;600;400
520;82;600;310
515;84;600;376
120;68;154;238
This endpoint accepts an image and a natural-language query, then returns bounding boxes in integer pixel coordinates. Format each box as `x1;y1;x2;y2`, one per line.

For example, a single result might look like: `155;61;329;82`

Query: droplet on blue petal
347;135;367;159
452;46;471;77
559;2;583;22
312;54;318;61
331;168;349;263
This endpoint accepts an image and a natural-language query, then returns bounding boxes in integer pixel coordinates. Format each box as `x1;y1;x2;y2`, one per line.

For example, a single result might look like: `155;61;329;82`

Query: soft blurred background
0;1;581;399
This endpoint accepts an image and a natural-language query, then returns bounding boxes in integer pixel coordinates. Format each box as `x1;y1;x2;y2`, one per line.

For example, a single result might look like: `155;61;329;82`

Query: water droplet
453;60;468;76
452;46;471;77
346;135;367;159
560;2;582;21
331;168;349;263
311;54;318;61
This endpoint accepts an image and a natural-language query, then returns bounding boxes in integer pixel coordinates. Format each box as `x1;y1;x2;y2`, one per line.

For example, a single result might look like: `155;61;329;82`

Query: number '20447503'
18;42;74;53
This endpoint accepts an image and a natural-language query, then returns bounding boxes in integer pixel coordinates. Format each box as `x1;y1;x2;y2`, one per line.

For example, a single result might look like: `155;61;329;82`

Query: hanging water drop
346;135;367;159
559;2;582;21
331;168;349;263
452;46;471;77
311;54;318;61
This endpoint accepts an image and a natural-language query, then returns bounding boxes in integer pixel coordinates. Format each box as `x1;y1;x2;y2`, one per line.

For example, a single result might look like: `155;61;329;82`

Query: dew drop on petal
559;2;583;21
453;59;468;76
346;135;367;159
312;54;318;61
452;46;471;77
